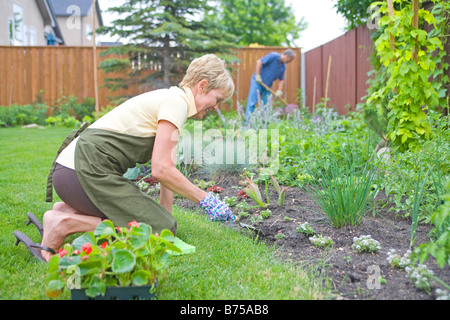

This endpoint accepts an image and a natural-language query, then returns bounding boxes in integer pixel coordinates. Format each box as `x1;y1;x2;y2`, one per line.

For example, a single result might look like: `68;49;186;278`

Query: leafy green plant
260;209;272;219
405;264;435;292
0;104;48;127
250;215;263;225
351;235;381;254
412;178;450;268
410;166;430;248
235;201;250;212
375;114;449;219
243;176;267;208
309;234;333;249
223;196;238;207
275;232;285;241
193;179;216;190
301;143;383;228
367;0;447;150
270;174;288;206
238;211;250;219
387;249;411;269
45;220;181;299
296;222;315;236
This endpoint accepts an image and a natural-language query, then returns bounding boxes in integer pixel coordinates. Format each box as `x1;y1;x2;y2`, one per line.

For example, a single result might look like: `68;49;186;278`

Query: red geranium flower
128;220;139;228
144;176;158;185
81;242;92;255
206;185;224;193
59;248;68;258
238;189;249;199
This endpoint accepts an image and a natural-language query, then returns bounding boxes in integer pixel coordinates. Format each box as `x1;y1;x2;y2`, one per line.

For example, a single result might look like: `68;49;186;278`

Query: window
85;24;92;41
29;27;37;46
13;3;24;45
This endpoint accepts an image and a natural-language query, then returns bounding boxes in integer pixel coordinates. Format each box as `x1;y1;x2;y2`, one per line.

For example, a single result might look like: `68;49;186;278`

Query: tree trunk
162;35;171;88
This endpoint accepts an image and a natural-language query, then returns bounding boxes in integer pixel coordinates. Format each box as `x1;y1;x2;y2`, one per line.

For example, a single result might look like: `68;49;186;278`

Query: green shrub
0;104;48;127
49;95;96;121
301;141;383;228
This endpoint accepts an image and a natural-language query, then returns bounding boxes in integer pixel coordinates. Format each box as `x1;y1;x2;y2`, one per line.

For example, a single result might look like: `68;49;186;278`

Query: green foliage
0;104;48;127
410;166;430;248
301;140;382;228
270;174;288;206
223;196;238;207
218;0;307;46
48;95;96;121
296;222;316;236
376;111;450;219
412;178;450;269
309;234;334;249
351;235;381;253
243;175;267;208
334;0;376;30
260;209;272;219
366;0;449;151
45;116;80;128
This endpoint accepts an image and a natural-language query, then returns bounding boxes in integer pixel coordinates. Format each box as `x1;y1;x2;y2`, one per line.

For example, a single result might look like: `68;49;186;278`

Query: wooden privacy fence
304;25;374;114
232;46;302;107
0;45;301;109
0;46;140;108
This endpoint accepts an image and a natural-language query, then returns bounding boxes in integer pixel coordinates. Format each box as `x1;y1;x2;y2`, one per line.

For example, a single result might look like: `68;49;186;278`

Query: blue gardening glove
199;193;236;223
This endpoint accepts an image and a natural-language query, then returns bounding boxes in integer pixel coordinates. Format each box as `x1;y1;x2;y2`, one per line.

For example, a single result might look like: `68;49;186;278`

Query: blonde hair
180;54;235;100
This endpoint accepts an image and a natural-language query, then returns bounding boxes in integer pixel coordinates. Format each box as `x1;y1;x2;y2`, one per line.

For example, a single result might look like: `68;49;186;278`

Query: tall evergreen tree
97;0;238;101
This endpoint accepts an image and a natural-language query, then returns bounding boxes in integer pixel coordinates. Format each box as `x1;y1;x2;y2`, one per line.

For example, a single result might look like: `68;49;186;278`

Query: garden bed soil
175;173;450;300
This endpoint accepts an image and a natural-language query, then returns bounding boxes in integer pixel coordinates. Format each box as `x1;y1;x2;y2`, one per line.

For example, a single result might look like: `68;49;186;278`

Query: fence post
387;0;395;51
324;55;332;108
92;0;99;118
412;0;419;62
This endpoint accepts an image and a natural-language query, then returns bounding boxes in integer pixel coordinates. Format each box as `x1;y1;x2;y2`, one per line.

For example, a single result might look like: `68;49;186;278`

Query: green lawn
0;127;330;300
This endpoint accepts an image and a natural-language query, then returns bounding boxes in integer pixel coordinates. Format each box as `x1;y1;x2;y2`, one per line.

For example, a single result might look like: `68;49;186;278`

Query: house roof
47;0;103;26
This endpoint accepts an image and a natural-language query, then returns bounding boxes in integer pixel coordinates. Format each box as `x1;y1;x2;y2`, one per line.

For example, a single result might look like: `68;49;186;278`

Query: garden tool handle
260;82;288;106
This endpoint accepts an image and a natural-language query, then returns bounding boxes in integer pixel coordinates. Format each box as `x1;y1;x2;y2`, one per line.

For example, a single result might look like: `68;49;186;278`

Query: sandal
13;230;55;262
26;212;44;238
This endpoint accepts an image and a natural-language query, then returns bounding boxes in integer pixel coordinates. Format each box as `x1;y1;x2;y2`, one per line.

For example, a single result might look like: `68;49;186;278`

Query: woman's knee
52;202;78;213
52;202;66;211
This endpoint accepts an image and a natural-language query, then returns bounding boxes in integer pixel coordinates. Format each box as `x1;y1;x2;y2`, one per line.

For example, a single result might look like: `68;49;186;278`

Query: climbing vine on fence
367;0;449;151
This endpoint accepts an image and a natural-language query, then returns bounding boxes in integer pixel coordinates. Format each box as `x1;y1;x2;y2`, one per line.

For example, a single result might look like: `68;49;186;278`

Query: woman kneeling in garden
26;54;236;262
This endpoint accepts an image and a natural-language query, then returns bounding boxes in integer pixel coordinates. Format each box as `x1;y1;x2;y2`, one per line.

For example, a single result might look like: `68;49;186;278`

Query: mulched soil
174;173;450;300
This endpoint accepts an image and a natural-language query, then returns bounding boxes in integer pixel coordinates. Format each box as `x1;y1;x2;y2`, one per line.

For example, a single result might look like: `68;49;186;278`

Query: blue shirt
258;52;286;87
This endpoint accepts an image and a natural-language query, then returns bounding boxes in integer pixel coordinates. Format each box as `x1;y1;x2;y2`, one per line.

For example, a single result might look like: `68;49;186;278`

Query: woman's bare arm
151;120;207;204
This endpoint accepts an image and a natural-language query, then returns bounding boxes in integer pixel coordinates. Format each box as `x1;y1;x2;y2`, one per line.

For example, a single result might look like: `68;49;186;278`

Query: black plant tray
71;285;156;300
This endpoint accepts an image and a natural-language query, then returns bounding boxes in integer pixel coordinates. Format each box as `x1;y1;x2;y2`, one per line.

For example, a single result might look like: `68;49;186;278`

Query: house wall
0;0;48;46
57;4;101;46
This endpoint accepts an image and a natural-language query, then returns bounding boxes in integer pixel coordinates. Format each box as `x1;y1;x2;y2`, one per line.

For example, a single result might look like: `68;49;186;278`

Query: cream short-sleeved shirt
56;86;197;170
